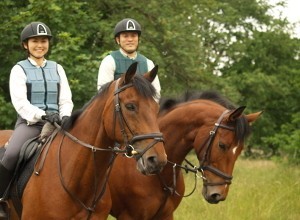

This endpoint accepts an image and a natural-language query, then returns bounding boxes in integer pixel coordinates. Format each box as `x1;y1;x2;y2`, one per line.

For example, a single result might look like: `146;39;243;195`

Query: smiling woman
0;21;74;219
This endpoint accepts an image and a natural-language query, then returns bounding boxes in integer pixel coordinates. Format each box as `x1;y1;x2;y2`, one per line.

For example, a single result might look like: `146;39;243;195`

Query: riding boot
0;162;13;220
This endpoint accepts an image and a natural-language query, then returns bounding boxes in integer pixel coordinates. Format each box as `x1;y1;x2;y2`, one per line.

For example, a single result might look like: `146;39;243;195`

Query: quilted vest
17;59;60;112
110;50;148;79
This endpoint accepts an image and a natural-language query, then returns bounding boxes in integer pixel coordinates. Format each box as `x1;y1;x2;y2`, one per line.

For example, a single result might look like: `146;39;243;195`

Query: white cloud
268;0;300;37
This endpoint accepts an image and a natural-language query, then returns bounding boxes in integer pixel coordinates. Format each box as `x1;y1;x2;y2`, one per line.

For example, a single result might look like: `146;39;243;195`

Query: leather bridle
197;109;234;186
113;78;164;160
35;77;164;219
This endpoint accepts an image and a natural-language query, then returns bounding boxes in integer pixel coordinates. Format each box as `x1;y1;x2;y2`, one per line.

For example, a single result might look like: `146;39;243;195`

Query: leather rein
160;109;235;198
34;78;164;219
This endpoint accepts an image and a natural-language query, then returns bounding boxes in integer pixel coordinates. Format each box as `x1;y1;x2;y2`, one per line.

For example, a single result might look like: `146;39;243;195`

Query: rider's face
23;36;49;60
116;32;139;55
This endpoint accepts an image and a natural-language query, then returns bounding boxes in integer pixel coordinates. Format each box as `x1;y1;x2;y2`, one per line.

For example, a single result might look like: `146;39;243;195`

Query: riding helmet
114;18;142;37
21;22;52;42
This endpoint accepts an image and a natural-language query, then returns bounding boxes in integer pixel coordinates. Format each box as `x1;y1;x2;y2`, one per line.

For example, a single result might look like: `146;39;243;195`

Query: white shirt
97;49;161;101
9;58;74;125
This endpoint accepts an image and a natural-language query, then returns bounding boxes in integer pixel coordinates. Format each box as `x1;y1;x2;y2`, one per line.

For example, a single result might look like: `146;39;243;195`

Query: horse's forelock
233;116;251;144
131;74;156;98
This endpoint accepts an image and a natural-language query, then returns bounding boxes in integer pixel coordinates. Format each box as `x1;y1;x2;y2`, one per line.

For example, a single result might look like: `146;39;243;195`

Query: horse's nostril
210;193;221;203
147;156;158;165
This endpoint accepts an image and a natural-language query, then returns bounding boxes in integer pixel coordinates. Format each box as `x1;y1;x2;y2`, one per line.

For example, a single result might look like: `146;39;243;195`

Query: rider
0;21;73;218
97;18;161;102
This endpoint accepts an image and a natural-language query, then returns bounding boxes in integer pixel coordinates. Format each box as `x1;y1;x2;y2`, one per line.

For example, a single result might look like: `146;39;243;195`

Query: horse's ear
144;65;158;83
124;62;138;84
228;106;246;122
245;111;263;124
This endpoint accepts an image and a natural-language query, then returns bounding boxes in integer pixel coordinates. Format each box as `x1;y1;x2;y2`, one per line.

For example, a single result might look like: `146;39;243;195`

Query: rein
158;109;235;200
160;159;199;197
34;77;165;219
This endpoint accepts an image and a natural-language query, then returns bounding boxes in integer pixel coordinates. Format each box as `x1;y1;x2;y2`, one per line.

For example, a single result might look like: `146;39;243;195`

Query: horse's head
103;62;167;175
194;105;262;203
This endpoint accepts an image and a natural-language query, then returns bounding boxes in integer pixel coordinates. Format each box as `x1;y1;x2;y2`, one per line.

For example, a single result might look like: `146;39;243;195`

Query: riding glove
41;112;60;125
61;116;69;126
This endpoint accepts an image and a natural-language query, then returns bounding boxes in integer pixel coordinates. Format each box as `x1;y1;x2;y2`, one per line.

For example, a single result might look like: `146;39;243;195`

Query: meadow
109;157;300;220
174;158;300;220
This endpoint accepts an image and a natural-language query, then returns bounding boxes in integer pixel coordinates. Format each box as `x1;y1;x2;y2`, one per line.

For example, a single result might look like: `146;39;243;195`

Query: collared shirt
97;49;161;101
9;58;73;125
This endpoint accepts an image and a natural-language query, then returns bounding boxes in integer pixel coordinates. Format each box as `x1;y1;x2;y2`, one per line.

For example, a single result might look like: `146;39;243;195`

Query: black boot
0;163;13;220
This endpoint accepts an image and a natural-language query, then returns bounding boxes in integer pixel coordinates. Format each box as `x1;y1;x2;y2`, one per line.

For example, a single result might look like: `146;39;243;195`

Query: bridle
157;109;235;199
34;77;164;219
52;78;164;157
197;109;234;186
113;78;164;160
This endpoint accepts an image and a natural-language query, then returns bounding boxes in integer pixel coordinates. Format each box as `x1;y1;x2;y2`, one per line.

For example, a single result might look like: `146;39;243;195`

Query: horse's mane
159;90;251;143
159;90;236;111
62;75;156;131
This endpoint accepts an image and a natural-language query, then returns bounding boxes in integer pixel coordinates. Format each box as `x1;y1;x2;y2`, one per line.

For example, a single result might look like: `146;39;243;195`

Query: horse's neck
159;111;205;164
71;98;112;148
59;97;115;187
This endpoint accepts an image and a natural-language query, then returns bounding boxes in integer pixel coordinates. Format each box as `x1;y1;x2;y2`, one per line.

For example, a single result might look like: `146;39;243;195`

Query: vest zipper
41;67;48;111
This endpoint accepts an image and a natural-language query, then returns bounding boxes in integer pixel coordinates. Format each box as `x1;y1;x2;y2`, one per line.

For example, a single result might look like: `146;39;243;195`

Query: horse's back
0;130;13;147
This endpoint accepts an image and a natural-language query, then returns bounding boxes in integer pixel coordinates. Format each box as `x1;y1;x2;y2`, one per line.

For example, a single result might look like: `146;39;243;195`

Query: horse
108;90;262;219
0;62;167;219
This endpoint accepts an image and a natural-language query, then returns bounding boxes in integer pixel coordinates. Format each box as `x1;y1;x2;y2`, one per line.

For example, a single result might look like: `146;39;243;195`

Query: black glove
41;112;60;125
61;116;69;126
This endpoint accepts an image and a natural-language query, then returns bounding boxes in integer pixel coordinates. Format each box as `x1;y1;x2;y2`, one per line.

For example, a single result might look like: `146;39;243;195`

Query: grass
108;156;300;220
174;157;300;220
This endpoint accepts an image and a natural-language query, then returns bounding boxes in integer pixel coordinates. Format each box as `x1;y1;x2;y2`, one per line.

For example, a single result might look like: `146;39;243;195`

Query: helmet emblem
126;20;136;30
37;24;48;35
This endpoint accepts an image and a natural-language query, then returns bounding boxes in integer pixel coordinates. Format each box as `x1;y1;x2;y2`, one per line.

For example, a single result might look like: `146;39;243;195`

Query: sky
268;0;300;37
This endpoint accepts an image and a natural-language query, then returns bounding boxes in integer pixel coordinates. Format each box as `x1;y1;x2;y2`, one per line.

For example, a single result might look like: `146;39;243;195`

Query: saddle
0;122;58;216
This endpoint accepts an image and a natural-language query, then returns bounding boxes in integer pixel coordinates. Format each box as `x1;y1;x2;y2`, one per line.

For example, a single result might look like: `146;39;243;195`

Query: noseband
54;78;164;157
198;110;234;186
38;78;164;218
113;78;164;160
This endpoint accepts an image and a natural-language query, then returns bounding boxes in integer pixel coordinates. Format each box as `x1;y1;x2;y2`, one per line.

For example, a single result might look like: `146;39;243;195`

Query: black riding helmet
114;18;142;37
21;22;52;43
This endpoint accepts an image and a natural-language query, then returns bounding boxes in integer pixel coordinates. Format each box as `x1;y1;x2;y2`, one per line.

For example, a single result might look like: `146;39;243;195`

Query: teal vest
110;50;148;80
17;59;60;112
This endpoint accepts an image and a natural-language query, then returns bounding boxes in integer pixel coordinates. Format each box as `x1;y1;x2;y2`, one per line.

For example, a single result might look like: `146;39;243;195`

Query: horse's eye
125;103;136;111
219;142;227;150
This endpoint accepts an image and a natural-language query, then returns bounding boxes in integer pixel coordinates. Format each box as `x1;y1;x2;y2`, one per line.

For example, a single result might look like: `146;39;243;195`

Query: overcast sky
268;0;300;37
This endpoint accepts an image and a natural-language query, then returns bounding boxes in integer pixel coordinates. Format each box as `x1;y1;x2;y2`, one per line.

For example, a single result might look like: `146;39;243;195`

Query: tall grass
108;157;300;220
174;158;300;220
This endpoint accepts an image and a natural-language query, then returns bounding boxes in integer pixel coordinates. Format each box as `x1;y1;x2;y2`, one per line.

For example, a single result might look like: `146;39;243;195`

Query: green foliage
0;96;15;128
262;113;300;164
0;0;299;164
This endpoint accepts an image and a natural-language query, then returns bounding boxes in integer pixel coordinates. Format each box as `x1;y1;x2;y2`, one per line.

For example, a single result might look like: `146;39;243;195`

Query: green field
109;158;300;220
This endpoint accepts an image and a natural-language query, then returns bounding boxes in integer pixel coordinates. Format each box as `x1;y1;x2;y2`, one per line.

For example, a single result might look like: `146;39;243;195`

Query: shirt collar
28;57;47;67
119;49;137;59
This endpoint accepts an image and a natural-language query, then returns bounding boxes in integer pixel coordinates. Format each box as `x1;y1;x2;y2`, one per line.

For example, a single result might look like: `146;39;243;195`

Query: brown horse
108;91;262;219
0;62;167;219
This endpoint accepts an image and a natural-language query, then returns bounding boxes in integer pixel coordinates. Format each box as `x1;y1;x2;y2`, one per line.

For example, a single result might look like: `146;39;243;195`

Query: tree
0;0;299;164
